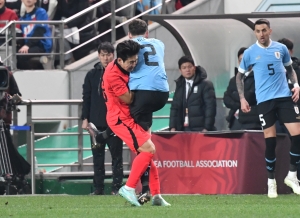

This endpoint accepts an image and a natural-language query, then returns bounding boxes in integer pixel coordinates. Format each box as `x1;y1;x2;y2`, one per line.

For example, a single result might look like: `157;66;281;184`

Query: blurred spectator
20;0;58;19
17;0;52;69
136;0;161;15
5;0;21;17
89;0;126;43
0;0;22;45
169;56;216;132
175;0;194;10
53;0;96;61
223;47;261;130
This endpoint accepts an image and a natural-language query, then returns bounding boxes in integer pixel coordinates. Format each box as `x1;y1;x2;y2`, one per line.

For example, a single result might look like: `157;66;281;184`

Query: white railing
0;0;171;70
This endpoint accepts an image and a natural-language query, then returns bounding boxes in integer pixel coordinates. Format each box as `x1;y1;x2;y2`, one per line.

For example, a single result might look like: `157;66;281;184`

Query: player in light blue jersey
128;19;169;132
236;19;300;198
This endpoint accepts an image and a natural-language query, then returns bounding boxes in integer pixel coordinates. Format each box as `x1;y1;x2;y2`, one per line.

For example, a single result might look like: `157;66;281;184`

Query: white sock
153;194;161;198
288;171;297;178
124;185;135;191
268;178;276;185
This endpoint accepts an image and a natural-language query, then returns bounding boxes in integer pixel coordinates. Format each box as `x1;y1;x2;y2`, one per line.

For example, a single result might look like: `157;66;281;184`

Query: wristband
294;83;299;88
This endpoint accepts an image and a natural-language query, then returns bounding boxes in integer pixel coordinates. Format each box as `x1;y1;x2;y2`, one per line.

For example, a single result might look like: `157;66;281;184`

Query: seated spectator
223;47;261;130
17;0;52;69
20;0;58;19
136;0;161;15
53;0;96;61
169;56;217;132
5;0;21;17
0;0;22;45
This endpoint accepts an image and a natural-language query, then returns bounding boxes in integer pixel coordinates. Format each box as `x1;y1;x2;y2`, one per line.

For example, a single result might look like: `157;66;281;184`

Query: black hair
254;19;270;28
97;42;114;54
178;56;195;69
128;19;148;36
116;40;140;62
237;47;247;58
278;38;294;51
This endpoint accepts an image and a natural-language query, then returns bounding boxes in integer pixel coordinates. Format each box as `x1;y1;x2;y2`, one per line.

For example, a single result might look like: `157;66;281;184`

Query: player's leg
110;120;152;206
148;159;171;206
90;134;106;195
277;99;300;194
106;135;124;195
258;100;278;198
130;90;168;200
130;90;169;131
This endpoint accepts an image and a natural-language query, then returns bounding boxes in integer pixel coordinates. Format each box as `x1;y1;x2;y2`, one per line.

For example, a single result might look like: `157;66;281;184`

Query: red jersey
102;60;132;126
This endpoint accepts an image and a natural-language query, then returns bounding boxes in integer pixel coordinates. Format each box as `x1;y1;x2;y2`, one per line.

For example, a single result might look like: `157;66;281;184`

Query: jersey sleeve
282;45;293;66
107;72;129;97
238;49;249;74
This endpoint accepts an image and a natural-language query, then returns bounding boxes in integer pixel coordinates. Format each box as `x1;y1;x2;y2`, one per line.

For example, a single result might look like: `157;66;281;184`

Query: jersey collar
256;39;272;48
114;59;129;75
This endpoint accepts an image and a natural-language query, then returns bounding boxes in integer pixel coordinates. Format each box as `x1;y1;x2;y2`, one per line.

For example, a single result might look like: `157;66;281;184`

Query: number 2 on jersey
140;44;159;66
268;64;275;75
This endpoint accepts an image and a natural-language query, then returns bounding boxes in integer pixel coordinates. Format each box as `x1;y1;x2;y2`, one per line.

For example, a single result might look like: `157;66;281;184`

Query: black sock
141;166;150;193
265;137;276;178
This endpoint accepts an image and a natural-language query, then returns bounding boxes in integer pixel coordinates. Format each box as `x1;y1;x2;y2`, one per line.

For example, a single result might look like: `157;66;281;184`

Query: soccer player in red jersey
100;40;170;207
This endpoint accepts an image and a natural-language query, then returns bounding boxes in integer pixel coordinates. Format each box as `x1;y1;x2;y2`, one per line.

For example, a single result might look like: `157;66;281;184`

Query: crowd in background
0;0;195;70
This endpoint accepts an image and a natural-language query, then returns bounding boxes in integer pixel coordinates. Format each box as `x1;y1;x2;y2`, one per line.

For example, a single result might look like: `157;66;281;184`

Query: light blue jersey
129;37;169;92
238;40;292;104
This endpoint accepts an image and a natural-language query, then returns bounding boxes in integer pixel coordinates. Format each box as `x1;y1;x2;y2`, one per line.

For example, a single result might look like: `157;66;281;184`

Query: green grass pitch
1;195;300;218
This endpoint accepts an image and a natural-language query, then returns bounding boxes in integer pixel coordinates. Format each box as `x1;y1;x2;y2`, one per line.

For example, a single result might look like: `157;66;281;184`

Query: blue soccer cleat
119;186;141;207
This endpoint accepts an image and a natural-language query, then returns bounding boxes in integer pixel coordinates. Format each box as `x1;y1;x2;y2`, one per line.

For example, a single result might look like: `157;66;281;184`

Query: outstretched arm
286;65;300;102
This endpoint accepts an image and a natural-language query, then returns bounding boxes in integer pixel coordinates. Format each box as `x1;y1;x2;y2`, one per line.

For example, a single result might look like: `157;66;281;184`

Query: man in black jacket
82;42;123;195
169;56;216;132
223;47;261;130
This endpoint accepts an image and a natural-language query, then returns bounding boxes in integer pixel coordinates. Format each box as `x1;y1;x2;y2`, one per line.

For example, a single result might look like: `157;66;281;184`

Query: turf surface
1;195;300;218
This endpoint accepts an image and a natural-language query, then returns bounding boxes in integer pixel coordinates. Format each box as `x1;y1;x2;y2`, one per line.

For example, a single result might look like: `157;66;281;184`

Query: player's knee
138;140;156;154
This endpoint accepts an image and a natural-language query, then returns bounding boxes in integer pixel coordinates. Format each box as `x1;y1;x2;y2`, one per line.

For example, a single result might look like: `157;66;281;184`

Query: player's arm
108;72;135;104
236;72;245;100
286;65;300;102
119;91;134;104
286;65;298;87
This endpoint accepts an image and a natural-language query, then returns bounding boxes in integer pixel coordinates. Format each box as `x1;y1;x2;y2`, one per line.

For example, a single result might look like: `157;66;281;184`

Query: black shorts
130;90;169;131
257;97;300;129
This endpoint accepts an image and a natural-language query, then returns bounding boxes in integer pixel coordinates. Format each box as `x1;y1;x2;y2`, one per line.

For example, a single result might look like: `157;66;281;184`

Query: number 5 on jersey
259;114;266;126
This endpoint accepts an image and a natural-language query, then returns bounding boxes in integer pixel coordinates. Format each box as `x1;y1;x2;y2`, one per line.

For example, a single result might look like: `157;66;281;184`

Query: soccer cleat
87;123;101;147
137;191;151;205
119;186;141;207
152;195;171;206
267;183;278;198
284;176;300;195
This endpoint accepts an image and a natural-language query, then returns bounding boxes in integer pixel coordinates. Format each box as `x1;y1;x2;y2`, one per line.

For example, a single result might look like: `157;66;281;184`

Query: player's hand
82;119;88;130
291;86;300;103
170;128;176;132
18;45;29;53
240;98;251;113
202;129;208;133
